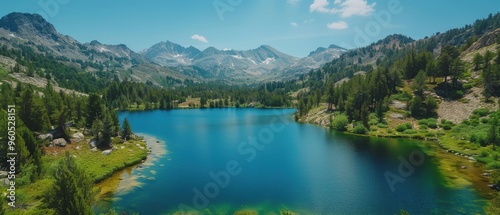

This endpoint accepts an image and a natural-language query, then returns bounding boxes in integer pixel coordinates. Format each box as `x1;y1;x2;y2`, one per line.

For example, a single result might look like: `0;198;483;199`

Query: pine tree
43;152;95;215
413;70;427;96
111;110;120;136
0;192;6;215
327;84;334;110
473;53;484;71
101;113;113;149
489;117;499;151
19;127;42;178
86;93;103;128
122;117;133;140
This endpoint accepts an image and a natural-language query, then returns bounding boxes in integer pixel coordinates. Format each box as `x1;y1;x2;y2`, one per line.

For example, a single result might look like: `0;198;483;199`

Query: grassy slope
3;136;148;215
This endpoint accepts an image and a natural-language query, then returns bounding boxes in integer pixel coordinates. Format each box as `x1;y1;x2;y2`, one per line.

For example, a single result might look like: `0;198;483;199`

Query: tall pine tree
43;152;95;215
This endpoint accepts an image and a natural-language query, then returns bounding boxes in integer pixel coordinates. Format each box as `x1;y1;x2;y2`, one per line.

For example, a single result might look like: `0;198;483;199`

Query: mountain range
0;12;346;85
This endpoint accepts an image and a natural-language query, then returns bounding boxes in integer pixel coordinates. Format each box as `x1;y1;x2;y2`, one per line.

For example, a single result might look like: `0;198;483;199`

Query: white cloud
327;21;348;30
287;0;301;5
191;34;208;43
310;0;331;13
304;18;314;23
310;0;375;17
290;22;298;27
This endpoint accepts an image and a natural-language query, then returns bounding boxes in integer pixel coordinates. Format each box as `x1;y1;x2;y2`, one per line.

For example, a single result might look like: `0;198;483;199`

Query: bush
331;114;349;131
377;123;389;128
470;118;480;126
479;149;489;158
419;125;428;130
368;119;379;126
481;118;489;124
418;119;428;126
473;108;490;117
404;129;417;134
353;123;368;134
396;123;413;132
428;121;438;129
441;123;453;130
391;91;413;101
425;131;437;137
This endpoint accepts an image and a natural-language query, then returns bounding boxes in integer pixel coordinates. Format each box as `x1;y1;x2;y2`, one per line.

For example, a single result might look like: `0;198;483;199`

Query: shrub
481;118;489;124
419;125;428;130
353;123;368;134
470;119;480;126
418;119;428;126
441;123;453;130
473;108;490;117
331;114;349;131
396;123;413;132
377;123;389;128
368;119;379;126
396;124;407;132
404;129;417;134
479;149;489;158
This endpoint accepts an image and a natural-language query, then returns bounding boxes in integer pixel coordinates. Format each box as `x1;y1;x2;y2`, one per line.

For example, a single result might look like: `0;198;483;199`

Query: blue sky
1;0;499;57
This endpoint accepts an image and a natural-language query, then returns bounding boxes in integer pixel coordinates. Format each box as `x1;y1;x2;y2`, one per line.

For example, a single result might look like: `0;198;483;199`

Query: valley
1;4;500;215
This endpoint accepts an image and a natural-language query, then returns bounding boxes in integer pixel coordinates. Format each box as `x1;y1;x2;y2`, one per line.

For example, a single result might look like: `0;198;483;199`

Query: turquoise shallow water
94;108;486;214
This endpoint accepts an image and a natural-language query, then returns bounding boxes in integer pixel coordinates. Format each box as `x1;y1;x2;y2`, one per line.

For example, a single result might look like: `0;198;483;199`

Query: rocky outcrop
71;132;84;141
465;28;500;53
52;138;67;147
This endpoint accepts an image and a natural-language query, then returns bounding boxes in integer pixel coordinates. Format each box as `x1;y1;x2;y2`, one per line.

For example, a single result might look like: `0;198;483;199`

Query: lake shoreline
299;112;496;201
94;133;168;204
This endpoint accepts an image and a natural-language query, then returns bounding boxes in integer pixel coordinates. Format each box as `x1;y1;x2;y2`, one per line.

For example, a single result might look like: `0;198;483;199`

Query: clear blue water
95;108;486;214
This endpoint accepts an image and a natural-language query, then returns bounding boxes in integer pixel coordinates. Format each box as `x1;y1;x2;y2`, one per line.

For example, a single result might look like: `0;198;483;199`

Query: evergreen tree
327;84;334;110
413;70;427;96
122;117;133;140
110;110;120;136
438;45;459;83
200;97;207;108
473;53;484;71
489;116;499;151
19;127;42;178
0;193;6;215
91;118;104;142
410;95;424;118
86;93;103;127
43;152;95;215
101;113;113;149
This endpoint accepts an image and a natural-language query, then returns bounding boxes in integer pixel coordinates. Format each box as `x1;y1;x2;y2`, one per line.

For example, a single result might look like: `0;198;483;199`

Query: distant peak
0;12;58;37
328;44;346;50
90;40;101;45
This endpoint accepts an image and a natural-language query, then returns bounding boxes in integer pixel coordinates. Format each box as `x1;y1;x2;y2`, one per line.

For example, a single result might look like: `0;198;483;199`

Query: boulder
389;113;405;119
91;147;98;152
38;133;53;141
72;132;84;140
88;140;96;148
0;171;7;179
1;178;9;186
102;150;112;155
53;138;67;147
